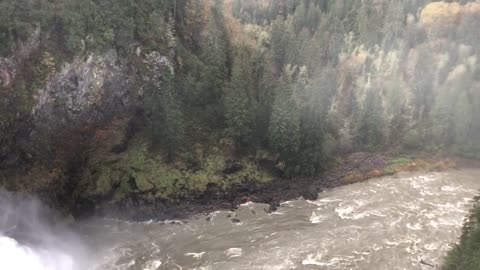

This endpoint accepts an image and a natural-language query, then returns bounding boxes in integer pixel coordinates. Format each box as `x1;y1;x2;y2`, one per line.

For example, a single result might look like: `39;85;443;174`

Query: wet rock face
0;58;15;89
0;50;169;213
0;49;138;170
33;50;131;131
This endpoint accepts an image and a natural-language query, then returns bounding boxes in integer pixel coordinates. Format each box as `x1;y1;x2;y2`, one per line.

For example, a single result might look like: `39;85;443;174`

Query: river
1;170;480;270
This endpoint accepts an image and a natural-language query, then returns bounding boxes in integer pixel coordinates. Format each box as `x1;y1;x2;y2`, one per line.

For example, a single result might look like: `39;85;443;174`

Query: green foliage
197;3;229;127
453;90;471;146
443;197;480;270
357;88;385;149
225;48;255;147
88;131;272;201
144;53;185;161
413;47;435;120
0;0;43;56
269;70;300;164
357;0;383;48
270;18;296;70
388;157;412;166
382;0;405;50
47;0;175;55
294;66;337;175
402;128;423;150
2;0;480;185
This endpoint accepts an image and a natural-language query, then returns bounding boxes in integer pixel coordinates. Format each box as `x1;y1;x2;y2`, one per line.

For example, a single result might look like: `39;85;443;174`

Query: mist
1;0;480;269
0;190;90;270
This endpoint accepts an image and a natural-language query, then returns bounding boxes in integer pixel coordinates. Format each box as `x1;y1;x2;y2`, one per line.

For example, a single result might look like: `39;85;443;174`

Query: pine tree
453;90;472;149
270;18;290;71
357;87;385;149
269;71;300;163
254;55;276;145
198;3;229;127
389;104;409;146
305;4;321;32
357;0;383;48
292;1;307;33
145;52;185;161
159;70;186;161
224;49;255;147
413;47;435;121
0;0;39;54
432;92;453;147
381;0;405;50
296;66;337;175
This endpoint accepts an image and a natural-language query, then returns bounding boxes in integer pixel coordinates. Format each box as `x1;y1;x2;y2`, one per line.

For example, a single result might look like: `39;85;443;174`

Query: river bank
94;151;472;221
80;168;480;270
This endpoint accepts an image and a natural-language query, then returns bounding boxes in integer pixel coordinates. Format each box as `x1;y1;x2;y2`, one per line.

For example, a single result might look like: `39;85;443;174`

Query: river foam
3;170;479;270
0;190;90;270
0;236;75;270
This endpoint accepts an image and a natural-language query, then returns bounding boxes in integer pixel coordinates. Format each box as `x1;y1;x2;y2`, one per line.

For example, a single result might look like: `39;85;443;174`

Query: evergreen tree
292;1;307;33
269;70;301;167
326;6;347;64
382;0;405;50
357;0;383;48
432;83;458;147
224;49;255;147
145;52;185;161
305;4;321;32
270;18;293;72
254;55;276;145
198;1;229;127
389;104;409;146
296;66;337;175
413;47;435;121
357;88;385;149
453;90;472;149
0;0;38;54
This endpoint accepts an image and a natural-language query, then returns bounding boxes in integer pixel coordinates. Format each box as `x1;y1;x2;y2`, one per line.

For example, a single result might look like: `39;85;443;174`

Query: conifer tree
270;18;290;71
145;52;185;161
296;66;336;175
382;0;405;50
269;70;300;163
413;47;435;121
224;49;255;147
292;1;307;33
453;90;472;149
357;0;383;48
199;2;229;127
357;88;385;148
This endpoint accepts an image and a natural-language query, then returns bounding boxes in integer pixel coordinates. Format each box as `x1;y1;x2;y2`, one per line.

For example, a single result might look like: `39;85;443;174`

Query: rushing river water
1;170;480;270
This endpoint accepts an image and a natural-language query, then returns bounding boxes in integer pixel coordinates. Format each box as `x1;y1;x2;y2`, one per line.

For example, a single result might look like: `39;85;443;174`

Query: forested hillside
0;0;479;212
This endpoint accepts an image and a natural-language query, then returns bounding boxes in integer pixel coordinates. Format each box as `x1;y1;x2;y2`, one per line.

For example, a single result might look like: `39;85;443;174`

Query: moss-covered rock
77;127;274;205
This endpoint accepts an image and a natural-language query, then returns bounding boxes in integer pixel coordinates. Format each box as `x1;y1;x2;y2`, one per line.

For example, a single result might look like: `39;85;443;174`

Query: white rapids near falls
2;169;480;270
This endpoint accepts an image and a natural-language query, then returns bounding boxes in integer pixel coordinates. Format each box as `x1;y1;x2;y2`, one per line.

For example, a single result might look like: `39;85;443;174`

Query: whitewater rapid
0;191;89;270
0;236;75;270
1;169;480;270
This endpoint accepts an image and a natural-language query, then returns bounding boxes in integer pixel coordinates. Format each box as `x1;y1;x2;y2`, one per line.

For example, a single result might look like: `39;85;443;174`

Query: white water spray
0;190;89;270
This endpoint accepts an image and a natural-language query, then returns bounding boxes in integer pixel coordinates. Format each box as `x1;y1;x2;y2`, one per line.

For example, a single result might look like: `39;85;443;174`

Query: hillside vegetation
443;196;480;270
0;0;479;217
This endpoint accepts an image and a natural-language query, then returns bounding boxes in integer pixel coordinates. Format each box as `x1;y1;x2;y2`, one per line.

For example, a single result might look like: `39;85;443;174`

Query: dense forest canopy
0;0;480;205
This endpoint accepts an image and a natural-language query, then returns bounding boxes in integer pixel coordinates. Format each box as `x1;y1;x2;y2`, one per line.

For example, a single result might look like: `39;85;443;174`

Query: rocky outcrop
0;49;143;212
33;50;131;132
1;45;276;217
0;58;15;88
